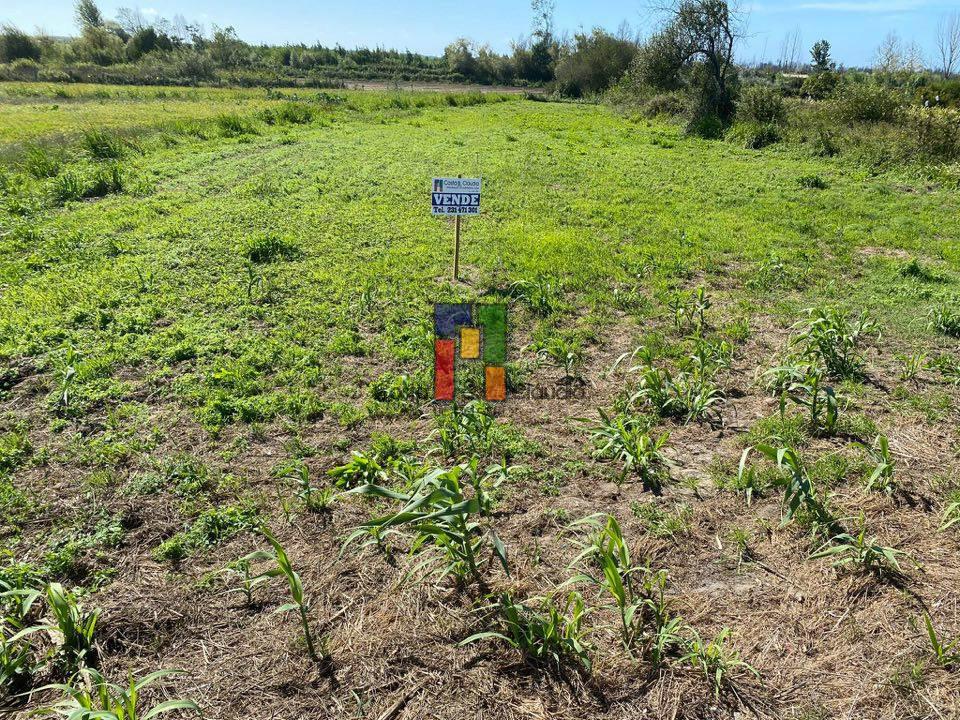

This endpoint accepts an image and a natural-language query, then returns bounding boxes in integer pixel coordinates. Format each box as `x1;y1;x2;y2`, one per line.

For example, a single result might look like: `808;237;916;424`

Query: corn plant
327;451;386;490
680;628;758;698
432;400;494;458
668;287;710;335
243;261;264;304
259;527;321;661
536;337;582;382
791;307;879;380
566;515;686;664
44;583;99;671
810;523;912;577
930;305;960;338
896;352;927;383
767;362;838;435
1;624;41;692
35;668;199;719
860;434;895;494
566;515;646;651
460;591;591;672
343;461;507;585
585;410;670;489
215;549;276;606
941;494;960;531
740;445;835;532
508;274;560;316
924;613;960;669
628;362;724;425
54;342;81;414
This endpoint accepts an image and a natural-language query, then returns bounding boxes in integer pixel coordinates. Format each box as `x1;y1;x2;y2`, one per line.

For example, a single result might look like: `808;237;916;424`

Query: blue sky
2;1;957;68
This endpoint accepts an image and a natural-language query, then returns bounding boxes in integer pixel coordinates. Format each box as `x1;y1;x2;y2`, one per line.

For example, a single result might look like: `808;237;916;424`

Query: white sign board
432;177;482;216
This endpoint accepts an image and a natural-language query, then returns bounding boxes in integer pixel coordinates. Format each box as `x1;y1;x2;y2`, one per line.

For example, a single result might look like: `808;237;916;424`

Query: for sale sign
431;177;481;215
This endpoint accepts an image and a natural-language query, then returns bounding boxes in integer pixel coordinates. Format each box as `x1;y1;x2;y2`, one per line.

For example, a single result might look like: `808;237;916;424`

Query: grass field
1;83;959;719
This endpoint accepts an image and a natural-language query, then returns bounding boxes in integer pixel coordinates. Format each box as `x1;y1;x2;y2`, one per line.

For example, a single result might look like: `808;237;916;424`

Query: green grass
1;82;959;714
2;86;956;435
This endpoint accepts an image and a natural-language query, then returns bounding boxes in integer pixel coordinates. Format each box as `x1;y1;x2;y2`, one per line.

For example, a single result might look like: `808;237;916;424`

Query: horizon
2;0;958;70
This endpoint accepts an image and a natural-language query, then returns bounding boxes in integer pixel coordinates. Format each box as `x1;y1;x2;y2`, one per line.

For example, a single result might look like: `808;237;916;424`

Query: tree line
0;0;958;108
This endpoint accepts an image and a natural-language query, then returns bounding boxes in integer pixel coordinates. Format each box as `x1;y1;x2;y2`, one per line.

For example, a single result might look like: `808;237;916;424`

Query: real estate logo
433;303;506;401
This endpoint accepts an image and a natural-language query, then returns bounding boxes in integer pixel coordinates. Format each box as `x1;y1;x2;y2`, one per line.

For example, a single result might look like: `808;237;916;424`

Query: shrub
904;108;960;164
554;29;638;98
641;93;686;118
82;129;128;160
801;70;840;100
215;113;256;137
239;232;299;263
737;122;782;149
260;101;317;125
738;85;787;125
686;113;725;139
22;145;62;179
0;25;41;63
835;83;903;124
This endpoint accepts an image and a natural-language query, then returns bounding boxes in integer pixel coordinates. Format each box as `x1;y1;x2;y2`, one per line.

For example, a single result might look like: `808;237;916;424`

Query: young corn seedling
326;451;386;489
791;307;879;380
44;582;99;672
460;591;592;672
924;613;960;669
740;445;835;533
632;363;724;424
566;514;647;652
941;494;960;531
537;337;582;382
585;410;670;489
432;400;495;458
680;628;758;698
860;434;895;494
896;352;927;383
54;342;80;415
259;527;321;661
929;305;960;338
215;550;276;606
769;363;839;435
343;461;508;586
35;668;200;720
810;521;913;578
1;624;42;693
692;287;711;335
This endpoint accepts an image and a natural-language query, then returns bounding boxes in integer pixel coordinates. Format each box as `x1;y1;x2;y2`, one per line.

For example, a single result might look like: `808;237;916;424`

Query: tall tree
936;12;960;78
74;0;103;30
810;39;832;72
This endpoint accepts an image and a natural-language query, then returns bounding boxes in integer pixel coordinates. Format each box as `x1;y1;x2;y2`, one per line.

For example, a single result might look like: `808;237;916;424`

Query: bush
82;129;128;160
738;85;787;125
801;70;840;100
0;25;41;63
554;30;638;98
216;113;256;137
641;93;687;118
735;122;783;149
687;113;725;139
240;233;300;263
260;101;316;125
903;107;960;164
836;83;903;124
